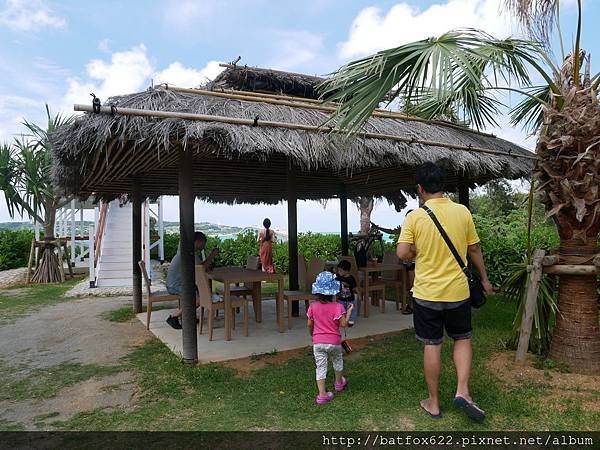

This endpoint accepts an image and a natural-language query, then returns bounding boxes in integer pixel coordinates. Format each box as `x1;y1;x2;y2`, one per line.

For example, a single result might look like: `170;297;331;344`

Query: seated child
307;271;354;405
335;260;359;326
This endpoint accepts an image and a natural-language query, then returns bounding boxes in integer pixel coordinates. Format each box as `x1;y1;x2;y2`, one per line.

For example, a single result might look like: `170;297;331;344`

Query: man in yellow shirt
398;161;493;423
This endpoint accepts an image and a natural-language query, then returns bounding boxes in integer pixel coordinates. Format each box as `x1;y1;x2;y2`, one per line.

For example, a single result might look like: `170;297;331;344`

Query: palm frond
503;0;558;45
592;71;600;90
321;29;549;132
0;143;19;217
509;85;552;132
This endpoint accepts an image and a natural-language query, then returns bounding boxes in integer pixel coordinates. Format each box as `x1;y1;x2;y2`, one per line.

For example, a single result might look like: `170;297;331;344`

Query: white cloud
60;45;225;113
62;44;154;110
0;0;66;32
268;30;324;71
153;61;224;88
339;0;517;59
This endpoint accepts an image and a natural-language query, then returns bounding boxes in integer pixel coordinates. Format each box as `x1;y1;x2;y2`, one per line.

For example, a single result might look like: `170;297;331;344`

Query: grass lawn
56;297;599;431
0;280;598;431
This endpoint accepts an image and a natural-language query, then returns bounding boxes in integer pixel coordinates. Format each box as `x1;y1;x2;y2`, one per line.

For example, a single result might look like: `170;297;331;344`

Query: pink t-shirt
307;301;346;345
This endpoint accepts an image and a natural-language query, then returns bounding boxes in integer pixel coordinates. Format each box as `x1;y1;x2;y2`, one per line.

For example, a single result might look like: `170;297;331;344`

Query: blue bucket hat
312;271;341;296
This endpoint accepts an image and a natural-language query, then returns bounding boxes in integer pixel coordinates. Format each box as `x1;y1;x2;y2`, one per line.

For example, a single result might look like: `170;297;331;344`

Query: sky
0;0;598;231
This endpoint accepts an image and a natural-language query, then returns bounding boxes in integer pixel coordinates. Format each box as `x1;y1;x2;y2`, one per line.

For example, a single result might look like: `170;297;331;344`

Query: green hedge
475;210;559;286
0;229;34;270
147;212;560;287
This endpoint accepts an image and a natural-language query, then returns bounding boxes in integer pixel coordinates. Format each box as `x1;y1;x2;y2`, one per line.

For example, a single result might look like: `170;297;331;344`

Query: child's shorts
313;343;343;380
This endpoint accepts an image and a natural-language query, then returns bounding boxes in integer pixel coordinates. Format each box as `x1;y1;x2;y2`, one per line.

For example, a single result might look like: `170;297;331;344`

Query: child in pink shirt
307;271;354;405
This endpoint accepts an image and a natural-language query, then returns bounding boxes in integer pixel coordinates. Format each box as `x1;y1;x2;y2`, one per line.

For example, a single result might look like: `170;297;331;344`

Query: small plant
534;356;571;373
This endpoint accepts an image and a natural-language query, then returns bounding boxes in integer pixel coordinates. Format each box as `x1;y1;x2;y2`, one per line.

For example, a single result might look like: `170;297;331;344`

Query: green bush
475;210;559;286
0;229;34;270
149;214;561;286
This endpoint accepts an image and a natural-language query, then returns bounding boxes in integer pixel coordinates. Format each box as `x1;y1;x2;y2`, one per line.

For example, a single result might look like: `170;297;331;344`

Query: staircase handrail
94;202;109;267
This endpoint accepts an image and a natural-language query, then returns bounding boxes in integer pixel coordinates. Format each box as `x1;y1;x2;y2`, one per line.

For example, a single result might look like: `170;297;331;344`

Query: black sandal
454;396;485;423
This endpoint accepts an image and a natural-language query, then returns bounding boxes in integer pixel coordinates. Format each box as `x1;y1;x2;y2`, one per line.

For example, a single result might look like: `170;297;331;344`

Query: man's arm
201;248;220;268
467;243;494;295
397;243;416;261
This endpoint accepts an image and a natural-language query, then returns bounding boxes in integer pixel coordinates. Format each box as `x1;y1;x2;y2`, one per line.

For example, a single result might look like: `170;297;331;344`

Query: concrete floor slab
137;299;414;364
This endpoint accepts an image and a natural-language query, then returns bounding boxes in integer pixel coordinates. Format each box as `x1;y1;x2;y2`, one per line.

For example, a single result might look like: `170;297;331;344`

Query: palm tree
320;1;599;373
0;105;74;283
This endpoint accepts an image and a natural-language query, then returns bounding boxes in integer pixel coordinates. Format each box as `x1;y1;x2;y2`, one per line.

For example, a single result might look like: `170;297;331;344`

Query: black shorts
413;300;472;345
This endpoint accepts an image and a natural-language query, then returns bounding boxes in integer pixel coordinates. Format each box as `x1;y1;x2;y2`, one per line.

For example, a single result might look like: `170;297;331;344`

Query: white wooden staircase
96;200;133;287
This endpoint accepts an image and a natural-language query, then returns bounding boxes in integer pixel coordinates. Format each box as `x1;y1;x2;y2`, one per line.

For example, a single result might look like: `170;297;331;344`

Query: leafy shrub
474;209;559;286
0;229;34;270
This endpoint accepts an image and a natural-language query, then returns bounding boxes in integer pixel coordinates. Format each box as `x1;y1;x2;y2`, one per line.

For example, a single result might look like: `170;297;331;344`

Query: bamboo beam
516;249;545;363
74;104;537;161
162;85;498;137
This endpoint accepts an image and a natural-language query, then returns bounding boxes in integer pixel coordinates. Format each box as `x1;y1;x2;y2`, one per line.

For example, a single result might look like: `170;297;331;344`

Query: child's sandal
334;377;348;392
315;392;334;405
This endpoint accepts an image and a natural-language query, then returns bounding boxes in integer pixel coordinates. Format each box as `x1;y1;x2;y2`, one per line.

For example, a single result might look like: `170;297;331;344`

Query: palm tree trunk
44;205;55;240
358;197;374;234
549;239;600;373
31;201;62;283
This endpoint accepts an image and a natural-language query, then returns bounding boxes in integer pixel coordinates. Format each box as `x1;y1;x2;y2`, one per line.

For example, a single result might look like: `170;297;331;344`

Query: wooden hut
50;64;535;363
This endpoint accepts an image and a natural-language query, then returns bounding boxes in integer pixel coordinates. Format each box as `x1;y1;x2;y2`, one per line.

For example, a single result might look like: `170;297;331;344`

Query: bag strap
422;205;469;275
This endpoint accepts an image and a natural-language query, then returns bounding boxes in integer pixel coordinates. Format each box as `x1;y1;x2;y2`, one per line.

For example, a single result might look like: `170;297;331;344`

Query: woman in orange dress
259;218;275;273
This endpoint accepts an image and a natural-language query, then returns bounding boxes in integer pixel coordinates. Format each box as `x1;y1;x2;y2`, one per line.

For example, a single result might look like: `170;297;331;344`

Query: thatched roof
209;65;325;99
50;67;534;205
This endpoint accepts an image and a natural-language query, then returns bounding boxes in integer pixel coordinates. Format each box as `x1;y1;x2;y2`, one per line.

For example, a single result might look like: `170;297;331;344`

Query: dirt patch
0;372;136;429
0;295;151;429
0;296;150;369
487;352;600;413
221;331;403;377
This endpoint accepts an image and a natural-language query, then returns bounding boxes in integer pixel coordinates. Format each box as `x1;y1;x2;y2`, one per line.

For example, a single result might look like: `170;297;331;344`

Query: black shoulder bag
422;206;486;308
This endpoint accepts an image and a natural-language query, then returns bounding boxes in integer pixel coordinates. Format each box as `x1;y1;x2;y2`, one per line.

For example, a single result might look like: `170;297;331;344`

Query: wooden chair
380;252;407;312
283;254;313;329
196;265;248;341
138;260;180;330
338;255;385;315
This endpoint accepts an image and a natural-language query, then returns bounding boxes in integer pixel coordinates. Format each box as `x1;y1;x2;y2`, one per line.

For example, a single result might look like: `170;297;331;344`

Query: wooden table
208;267;285;340
358;263;406;317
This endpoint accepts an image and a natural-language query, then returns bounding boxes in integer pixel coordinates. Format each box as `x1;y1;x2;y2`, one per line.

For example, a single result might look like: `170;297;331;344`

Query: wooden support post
179;146;198;364
516;249;546;363
458;184;470;209
26;239;35;284
287;164;299;316
340;185;349;256
56;241;66;283
89;224;95;288
132;178;143;314
543;264;599;275
64;241;74;279
542;255;560;266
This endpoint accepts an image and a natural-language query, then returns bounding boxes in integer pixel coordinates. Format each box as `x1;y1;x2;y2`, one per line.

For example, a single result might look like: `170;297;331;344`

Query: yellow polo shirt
398;198;480;302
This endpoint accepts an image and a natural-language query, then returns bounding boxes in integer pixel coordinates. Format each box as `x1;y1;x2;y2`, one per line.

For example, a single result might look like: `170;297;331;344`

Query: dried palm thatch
209;65;325;99
50;74;533;204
